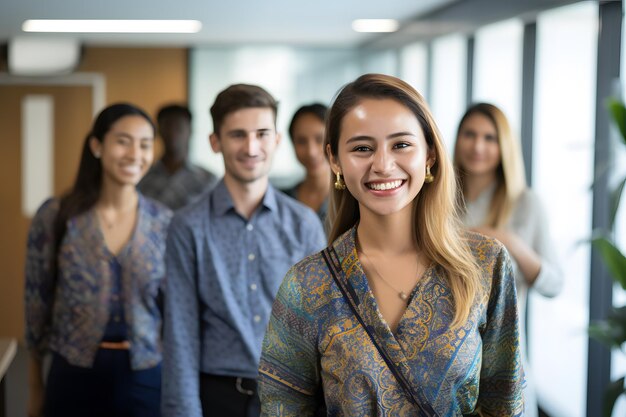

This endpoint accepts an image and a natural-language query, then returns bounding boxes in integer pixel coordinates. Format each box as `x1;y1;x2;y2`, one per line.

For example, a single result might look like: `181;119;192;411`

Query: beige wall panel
79;47;188;152
79;47;188;112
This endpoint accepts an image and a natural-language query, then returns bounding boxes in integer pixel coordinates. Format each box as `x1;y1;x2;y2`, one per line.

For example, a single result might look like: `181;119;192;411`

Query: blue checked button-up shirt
162;179;326;417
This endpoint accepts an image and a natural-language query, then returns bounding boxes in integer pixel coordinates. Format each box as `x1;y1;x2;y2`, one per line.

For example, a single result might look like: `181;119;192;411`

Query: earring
93;151;101;159
424;165;434;183
334;172;346;190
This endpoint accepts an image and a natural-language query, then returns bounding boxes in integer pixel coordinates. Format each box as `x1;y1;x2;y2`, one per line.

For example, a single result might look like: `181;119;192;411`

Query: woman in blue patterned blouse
25;103;172;417
258;74;525;416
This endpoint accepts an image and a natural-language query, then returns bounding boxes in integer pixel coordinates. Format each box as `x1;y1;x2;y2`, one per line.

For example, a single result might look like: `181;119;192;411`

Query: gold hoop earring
334;172;346;190
424;165;434;183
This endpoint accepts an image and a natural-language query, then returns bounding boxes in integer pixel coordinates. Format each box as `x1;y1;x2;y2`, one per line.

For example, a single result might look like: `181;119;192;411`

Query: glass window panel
360;50;398;76
21;95;53;217
400;42;428;100
472;18;523;135
430;34;467;153
531;2;598;416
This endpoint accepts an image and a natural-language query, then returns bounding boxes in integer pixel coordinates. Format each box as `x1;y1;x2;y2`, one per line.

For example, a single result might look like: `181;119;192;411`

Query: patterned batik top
259;226;525;416
24;195;172;370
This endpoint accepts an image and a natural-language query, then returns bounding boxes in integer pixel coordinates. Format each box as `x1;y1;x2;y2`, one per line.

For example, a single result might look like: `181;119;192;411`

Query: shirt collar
261;183;279;212
211;179;278;216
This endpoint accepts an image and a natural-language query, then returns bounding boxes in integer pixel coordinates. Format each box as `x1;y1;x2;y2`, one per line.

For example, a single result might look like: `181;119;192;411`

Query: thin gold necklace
359;249;420;303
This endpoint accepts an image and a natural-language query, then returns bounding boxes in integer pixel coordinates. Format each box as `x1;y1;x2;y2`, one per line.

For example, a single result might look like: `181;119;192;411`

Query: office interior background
0;0;624;415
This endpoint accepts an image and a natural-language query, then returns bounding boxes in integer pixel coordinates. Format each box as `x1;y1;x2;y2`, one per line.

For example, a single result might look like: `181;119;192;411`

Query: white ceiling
0;0;457;47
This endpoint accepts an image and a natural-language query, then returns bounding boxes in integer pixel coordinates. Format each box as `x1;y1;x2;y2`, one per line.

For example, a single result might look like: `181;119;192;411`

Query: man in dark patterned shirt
162;85;326;417
138;104;217;210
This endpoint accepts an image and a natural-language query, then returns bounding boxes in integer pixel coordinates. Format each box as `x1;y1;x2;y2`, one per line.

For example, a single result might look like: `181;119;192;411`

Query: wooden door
0;85;92;340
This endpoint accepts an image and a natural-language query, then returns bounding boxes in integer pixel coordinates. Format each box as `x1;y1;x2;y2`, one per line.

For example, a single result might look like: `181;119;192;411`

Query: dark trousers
44;351;161;417
200;373;260;417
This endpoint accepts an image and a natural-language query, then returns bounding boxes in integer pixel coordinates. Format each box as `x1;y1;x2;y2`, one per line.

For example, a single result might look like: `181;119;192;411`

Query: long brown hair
454;103;526;228
325;74;480;327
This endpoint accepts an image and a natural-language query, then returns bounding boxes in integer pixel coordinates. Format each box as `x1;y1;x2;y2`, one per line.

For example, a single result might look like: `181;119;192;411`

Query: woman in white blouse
454;102;563;417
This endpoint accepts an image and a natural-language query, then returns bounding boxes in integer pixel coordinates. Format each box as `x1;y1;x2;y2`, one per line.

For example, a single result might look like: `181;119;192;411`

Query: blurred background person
25;103;172;417
139;104;217;210
282;103;330;224
454;102;563;417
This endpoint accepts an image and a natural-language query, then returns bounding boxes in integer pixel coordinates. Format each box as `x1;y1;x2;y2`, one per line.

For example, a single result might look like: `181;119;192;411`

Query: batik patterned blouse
259;226;525;416
24;195;172;370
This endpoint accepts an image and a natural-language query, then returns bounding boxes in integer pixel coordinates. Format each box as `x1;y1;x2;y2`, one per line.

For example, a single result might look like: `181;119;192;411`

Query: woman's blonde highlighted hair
325;74;480;327
454;103;527;228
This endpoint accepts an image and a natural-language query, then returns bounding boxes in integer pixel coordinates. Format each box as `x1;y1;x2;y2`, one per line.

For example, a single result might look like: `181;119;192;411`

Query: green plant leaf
589;306;626;348
607;98;626;145
610;177;626;229
592;237;626;290
603;376;626;417
589;322;621;348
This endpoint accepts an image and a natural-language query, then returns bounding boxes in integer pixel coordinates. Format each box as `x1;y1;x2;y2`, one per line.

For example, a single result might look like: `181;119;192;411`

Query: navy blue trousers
44;350;161;417
200;373;260;417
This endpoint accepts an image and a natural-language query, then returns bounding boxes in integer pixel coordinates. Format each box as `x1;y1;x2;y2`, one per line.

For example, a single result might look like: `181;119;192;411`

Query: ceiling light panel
352;19;399;33
22;20;202;33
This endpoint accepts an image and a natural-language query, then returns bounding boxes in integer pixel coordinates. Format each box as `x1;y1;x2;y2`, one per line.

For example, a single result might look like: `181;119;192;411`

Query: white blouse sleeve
515;189;564;298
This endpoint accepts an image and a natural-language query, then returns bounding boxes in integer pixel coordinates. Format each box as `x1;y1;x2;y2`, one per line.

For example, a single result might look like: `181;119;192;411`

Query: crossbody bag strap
322;247;439;417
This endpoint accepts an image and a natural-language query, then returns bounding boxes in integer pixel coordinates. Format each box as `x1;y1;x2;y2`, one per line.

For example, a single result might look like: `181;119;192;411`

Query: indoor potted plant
589;98;626;417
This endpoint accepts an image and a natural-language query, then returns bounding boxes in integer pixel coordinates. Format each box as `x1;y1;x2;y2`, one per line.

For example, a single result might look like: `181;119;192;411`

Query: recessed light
352;19;399;33
22;19;202;34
